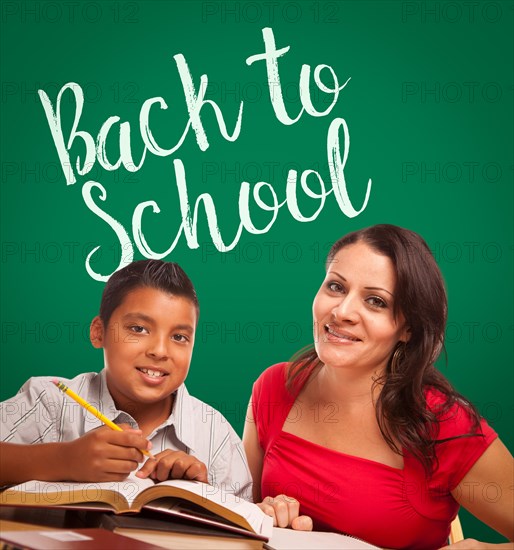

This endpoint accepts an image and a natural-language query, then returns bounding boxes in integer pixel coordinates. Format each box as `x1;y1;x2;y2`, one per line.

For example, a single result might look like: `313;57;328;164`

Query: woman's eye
366;296;387;309
327;281;344;293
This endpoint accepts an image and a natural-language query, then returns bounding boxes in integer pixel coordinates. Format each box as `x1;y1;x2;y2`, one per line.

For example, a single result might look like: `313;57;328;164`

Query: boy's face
91;287;196;413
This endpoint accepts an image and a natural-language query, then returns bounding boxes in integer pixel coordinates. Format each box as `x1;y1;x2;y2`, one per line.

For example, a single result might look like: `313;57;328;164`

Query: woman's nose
332;293;360;323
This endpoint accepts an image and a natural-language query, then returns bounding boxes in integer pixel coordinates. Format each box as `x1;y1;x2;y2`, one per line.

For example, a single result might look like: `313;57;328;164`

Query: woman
243;225;513;549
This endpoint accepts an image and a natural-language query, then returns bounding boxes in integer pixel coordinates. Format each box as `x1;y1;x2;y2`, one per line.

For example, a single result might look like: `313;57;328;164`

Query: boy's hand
135;450;208;483
63;424;151;482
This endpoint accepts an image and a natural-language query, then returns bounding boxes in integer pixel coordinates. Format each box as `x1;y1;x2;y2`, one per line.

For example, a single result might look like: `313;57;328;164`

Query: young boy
0;260;251;497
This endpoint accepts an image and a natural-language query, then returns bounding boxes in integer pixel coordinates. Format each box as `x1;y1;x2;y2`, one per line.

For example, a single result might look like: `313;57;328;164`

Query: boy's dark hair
99;260;199;326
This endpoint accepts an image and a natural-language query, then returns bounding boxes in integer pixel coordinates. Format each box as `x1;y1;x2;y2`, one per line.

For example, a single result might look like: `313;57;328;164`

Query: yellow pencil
52;379;154;459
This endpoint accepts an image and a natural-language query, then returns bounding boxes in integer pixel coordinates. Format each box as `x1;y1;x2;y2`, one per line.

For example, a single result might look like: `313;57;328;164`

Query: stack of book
0;476;379;549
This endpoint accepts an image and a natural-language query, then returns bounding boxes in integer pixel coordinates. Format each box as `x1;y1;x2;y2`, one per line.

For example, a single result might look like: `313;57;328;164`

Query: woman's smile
313;242;409;375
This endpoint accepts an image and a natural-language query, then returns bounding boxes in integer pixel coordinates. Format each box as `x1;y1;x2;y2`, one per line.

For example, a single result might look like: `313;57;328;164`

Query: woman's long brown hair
287;225;481;473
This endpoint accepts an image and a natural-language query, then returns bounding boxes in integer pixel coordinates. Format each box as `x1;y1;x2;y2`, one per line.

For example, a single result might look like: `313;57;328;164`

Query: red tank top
252;363;497;549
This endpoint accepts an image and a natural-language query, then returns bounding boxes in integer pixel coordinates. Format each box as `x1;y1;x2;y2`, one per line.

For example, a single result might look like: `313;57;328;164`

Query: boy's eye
172;334;189;343
129;325;148;334
366;296;387;309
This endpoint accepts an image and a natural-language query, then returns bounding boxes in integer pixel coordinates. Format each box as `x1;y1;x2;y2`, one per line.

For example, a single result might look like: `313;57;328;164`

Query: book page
265;528;380;550
144;498;267;541
139;479;273;538
0;474;154;509
116;529;263;550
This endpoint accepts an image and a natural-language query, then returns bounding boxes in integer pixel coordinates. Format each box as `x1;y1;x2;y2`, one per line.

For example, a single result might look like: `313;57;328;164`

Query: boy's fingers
169;458;207;482
135;457;157;478
106;444;145;463
116;423;140;432
184;461;208;482
103;458;140;475
136;452;176;481
170;459;187;480
149;455;176;481
113;431;151;453
110;424;150;451
135;451;208;482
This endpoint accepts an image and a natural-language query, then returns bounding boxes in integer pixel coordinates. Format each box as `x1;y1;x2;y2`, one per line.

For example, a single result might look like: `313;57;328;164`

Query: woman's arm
441;438;514;549
242;400;312;530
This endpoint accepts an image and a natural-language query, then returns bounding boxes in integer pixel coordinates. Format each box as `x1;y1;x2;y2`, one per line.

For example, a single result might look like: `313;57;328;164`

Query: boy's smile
90;286;197;426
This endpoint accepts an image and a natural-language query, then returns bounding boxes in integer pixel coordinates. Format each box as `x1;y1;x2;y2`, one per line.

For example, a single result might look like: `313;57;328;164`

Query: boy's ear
90;316;105;349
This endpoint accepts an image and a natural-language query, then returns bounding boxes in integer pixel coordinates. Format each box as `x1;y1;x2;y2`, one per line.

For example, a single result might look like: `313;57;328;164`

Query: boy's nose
146;335;169;359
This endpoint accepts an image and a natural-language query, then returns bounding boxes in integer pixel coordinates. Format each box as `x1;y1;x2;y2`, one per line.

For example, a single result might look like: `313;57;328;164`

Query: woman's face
313;241;410;376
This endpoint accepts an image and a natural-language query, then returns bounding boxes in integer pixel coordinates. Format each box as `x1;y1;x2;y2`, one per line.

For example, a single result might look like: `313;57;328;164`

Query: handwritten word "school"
38;28;372;281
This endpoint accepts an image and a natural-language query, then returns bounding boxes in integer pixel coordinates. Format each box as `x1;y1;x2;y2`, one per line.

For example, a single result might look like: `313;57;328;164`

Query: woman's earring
390;343;406;374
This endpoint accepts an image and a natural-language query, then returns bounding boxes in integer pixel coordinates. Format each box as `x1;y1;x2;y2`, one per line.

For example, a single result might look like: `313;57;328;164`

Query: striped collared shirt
0;370;252;498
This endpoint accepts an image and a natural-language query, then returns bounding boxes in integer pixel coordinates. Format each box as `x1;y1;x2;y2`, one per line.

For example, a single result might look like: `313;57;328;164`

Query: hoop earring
390;343;406;374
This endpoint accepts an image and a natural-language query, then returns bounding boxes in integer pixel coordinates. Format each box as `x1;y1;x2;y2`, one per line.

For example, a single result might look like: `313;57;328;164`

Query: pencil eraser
52;379;60;386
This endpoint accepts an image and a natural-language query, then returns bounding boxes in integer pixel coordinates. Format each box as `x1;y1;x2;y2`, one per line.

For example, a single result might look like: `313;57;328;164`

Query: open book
265;528;380;550
0;475;272;541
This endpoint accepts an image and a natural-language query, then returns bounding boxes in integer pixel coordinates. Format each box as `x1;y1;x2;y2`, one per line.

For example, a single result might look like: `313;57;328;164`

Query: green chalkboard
1;0;512;542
